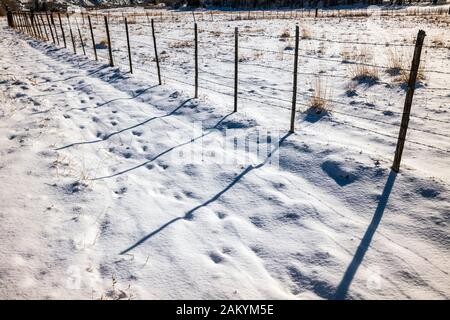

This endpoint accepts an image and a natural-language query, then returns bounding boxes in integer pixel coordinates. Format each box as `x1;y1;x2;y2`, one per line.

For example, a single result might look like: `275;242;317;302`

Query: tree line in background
0;0;446;14
163;0;443;8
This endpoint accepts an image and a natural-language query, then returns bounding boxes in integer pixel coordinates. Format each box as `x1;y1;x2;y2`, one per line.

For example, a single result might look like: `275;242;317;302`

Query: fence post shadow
333;169;397;300
119;132;292;255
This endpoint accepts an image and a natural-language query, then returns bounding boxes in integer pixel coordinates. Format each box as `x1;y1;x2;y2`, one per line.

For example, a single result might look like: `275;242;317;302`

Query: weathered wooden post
21;13;26;34
67;14;77;54
125;17;133;74
151;19;161;85
45;12;55;43
104;16;114;66
7;10;14;28
39;14;49;41
75;17;86;56
50;13;59;45
88;16;97;61
58;13;67;48
194;22;199;98
234;27;239;113
289;25;300;133
392;30;426;172
25;13;32;35
30;13;39;38
35;13;44;39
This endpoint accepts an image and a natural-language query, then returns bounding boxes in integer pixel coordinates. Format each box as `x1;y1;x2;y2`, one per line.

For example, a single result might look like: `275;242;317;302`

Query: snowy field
0;8;449;299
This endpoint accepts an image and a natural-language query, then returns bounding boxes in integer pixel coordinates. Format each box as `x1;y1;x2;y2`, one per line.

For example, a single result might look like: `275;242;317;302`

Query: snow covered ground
0;9;449;299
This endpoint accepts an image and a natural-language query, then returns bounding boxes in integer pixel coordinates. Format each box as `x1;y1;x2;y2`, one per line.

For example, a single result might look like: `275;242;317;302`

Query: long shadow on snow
119;132;292;255
333;170;397;299
55;86;172;150
27;40;134;88
91;111;236;180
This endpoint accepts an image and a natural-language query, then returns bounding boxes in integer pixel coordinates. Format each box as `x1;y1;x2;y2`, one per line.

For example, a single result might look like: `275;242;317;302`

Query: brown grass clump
386;49;404;76
387;49;426;84
301;27;311;40
340;47;353;62
280;29;291;39
430;35;445;47
308;78;332;115
349;63;380;84
348;47;379;84
97;39;108;49
169;40;192;49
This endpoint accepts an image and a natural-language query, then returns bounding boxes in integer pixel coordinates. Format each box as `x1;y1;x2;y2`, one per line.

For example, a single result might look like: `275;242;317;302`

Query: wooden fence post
16;12;21;30
88;16;97;61
21;13;26;34
125;17;133;73
30;13;37;37
289;25;300;133
234;27;239;113
392;30;426;172
26;13;33;35
21;13;27;34
67;14;77;54
50;13;59;45
6;10;13;28
75;17;86;56
38;14;45;39
58;13;67;48
30;13;38;38
45;12;55;43
39;14;49;41
194;22;198;98
151;19;162;85
104;16;114;66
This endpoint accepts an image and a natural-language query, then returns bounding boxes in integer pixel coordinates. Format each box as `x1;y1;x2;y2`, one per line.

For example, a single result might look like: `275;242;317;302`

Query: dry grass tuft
430;35;445;47
348;47;379;84
340;47;353;62
280;29;291;39
308;78;332;115
349;63;380;84
169;40;192;49
386;49;404;76
97;39;108;49
387;49;426;84
301;27;311;40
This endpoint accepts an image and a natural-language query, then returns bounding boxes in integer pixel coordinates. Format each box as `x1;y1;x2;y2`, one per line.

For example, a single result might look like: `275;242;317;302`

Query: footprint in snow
114;187;127;195
122;152;133;159
209;252;223;264
157;162;169;170
249;216;265;228
217;212;227;220
418;187;440;198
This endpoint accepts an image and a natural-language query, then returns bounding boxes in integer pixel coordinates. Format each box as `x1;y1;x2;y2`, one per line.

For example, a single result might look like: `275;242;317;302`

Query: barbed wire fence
6;8;450;172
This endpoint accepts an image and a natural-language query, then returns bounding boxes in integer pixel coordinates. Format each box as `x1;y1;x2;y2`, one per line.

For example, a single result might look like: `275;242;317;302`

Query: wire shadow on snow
55;98;192;150
91;111;235;180
333;170;397;300
36;65;109;85
119;132;292;255
28;39;132;84
93;84;159;108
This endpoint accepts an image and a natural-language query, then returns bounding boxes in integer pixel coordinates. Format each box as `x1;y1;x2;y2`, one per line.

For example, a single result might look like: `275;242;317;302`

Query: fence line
7;10;450;172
